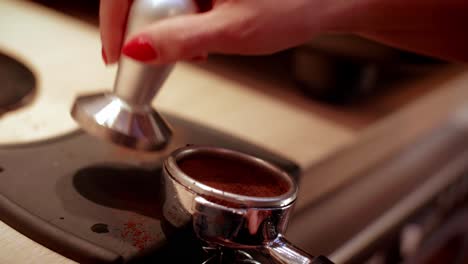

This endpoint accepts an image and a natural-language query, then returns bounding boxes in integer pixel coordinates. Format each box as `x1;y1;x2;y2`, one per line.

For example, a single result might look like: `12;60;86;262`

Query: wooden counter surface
0;0;467;263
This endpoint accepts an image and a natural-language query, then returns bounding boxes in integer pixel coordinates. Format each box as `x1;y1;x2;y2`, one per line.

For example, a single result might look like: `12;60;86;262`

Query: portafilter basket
162;146;333;264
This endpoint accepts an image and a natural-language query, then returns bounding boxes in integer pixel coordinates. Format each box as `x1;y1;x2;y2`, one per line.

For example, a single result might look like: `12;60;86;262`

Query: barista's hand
100;0;468;65
100;0;337;64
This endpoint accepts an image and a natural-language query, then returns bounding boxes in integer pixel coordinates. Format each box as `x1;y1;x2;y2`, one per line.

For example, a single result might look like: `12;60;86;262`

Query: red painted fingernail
101;47;108;65
122;36;158;62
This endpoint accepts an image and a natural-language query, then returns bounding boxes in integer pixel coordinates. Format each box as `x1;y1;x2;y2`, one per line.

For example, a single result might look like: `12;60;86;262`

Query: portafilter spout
71;0;197;151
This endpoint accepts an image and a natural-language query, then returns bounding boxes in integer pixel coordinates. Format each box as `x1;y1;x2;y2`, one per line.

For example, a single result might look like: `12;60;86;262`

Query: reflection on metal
71;93;172;150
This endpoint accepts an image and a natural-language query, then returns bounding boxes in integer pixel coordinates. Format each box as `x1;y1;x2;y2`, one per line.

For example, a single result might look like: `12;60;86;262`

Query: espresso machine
0;0;331;263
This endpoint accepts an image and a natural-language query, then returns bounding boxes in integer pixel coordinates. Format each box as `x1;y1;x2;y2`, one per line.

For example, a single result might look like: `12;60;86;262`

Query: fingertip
101;47;108;65
121;35;159;62
101;46;121;65
99;0;130;64
140;13;223;63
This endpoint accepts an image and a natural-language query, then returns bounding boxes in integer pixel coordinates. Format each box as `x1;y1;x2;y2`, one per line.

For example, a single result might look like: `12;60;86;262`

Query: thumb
121;12;228;64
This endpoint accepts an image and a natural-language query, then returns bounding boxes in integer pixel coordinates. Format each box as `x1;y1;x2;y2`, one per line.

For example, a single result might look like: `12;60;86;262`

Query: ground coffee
177;152;289;198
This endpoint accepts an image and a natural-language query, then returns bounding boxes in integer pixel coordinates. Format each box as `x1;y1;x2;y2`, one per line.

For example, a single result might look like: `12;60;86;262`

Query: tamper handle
114;0;197;106
70;0;197;150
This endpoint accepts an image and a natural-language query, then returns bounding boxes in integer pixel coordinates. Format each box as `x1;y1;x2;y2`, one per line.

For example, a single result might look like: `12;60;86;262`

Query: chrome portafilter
71;0;197;150
162;146;334;264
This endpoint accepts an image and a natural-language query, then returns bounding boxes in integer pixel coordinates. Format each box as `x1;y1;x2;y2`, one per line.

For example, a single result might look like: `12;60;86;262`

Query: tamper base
71;93;171;151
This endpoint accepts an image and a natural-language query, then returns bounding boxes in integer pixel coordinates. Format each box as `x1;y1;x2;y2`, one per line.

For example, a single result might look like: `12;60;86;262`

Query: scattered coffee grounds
177;152;289;197
121;220;152;251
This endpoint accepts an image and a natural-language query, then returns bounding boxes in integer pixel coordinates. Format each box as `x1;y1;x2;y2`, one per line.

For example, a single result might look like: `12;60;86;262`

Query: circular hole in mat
0;53;37;115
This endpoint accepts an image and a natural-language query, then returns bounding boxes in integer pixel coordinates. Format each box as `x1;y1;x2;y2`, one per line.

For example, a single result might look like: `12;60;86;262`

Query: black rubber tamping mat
0;113;299;263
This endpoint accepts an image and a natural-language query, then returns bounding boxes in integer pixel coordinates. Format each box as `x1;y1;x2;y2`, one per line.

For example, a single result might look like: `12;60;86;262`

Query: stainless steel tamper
71;0;196;150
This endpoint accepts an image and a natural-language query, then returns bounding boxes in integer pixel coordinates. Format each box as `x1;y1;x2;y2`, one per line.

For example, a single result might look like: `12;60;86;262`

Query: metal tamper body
71;0;197;151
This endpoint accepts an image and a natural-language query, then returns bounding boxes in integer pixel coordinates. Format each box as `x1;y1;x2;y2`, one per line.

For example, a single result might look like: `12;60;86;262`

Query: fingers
121;11;230;64
99;0;214;65
100;0;132;64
